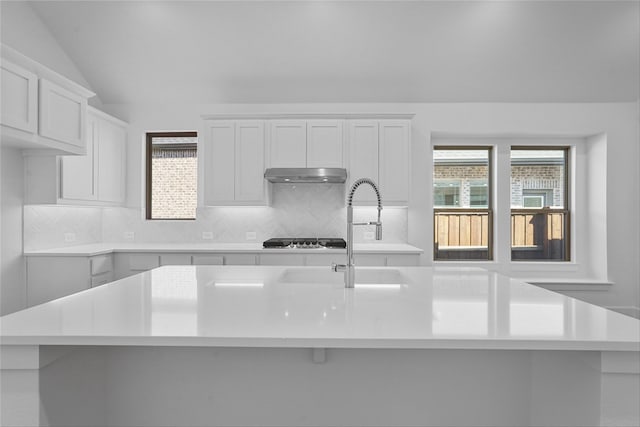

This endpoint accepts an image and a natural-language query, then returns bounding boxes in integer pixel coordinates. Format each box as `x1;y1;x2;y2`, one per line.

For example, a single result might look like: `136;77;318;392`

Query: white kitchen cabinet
203;120;266;205
26;107;127;205
268;120;344;168
268;120;307;167
347;119;410;206
306;120;344;168
379;121;410;204
26;254;114;306
115;252;258;278
0;60;38;134
259;254;305;266
38;78;86;149
1;45;94;154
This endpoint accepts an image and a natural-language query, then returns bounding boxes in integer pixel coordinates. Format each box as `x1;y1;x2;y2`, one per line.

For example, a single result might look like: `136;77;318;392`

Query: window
511;147;569;261
146;132;198;220
434;180;461;207
433;147;492;260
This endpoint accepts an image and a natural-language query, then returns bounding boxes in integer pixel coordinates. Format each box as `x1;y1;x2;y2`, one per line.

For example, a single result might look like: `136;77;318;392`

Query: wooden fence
434;211;567;260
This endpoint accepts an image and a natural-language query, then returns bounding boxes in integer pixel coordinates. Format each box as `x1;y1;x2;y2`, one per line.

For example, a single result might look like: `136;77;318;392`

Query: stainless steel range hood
264;168;347;184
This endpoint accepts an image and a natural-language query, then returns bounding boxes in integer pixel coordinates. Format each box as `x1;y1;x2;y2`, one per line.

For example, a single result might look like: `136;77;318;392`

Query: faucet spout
334;178;383;288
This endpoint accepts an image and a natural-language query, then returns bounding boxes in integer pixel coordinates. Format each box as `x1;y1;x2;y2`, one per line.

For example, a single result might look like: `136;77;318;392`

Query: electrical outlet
64;232;76;243
245;231;257;241
123;231;135;241
202;231;214;240
364;231;375;240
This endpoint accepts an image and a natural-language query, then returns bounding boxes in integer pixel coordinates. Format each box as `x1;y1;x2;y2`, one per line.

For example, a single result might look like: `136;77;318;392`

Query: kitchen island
1;265;638;427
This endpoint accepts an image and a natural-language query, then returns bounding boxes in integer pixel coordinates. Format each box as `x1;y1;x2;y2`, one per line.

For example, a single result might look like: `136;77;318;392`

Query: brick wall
434;164;564;207
151;157;197;219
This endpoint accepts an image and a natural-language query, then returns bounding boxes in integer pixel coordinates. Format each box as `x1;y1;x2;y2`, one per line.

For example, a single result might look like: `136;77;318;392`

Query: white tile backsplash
24;205;102;251
25;185;408;248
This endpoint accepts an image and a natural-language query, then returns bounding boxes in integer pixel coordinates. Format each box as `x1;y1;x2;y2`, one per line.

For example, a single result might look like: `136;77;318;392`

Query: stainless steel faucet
332;178;383;288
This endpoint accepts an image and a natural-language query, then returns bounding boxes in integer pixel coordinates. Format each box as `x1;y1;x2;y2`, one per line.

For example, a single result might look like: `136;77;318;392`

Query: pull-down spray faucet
332;178;383;288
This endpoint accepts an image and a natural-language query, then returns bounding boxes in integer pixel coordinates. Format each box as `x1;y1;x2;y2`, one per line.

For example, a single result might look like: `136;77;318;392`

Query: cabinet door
348;121;379;203
306;120;344;168
379;121;410;205
268;120;306;167
60;114;97;200
0;61;38;133
96;117;126;203
204;121;235;204
27;257;90;306
39;79;86;148
235;121;265;202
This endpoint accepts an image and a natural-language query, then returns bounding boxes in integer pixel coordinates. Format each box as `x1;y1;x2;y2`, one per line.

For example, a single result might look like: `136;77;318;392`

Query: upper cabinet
268;120;344;168
203;120;266;206
0;44;94;155
1;60;38;134
348;119;411;206
26;107;128;205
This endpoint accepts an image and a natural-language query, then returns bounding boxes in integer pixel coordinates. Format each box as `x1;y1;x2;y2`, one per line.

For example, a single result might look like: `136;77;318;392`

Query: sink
279;267;406;286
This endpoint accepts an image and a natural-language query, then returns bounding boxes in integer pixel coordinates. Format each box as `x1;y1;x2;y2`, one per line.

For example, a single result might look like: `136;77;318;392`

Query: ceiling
29;1;640;104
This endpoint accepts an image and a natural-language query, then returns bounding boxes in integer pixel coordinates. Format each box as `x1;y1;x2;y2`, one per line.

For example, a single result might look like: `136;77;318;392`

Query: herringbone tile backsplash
25;185;407;249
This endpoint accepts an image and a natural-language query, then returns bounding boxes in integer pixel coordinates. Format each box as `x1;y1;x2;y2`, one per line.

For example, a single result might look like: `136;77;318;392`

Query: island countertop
1;265;638;351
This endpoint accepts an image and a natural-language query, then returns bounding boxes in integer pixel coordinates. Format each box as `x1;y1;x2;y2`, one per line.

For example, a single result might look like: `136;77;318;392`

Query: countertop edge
1;336;638;352
24;244;424;257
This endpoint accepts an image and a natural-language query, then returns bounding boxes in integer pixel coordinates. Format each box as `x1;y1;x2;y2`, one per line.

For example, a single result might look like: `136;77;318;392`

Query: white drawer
160;254;192;266
91;271;114;287
90;254;113;275
129;254;160;271
192;255;224;265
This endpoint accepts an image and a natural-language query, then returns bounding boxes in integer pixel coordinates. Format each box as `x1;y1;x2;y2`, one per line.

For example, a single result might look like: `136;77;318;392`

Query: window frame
145;131;198;221
510;146;570;262
433;146;494;261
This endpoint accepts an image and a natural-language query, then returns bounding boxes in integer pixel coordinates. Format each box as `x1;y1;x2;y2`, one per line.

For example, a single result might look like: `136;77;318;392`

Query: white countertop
1;265;638;351
23;242;423;256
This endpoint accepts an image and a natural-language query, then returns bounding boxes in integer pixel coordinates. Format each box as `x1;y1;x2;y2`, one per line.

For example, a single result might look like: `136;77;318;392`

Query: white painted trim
201;113;416;120
1;43;95;98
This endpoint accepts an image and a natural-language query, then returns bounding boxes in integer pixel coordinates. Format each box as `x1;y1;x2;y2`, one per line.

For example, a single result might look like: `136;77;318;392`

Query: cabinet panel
129;254;160;271
353;254;387;266
97;117;126;203
379;121;410;204
259;254;304;266
348;121;379;203
224;254;257;265
60;115;96;200
27;257;90;306
235;121;265;202
306;120;344;168
39;79;86;148
90;254;113;275
269;120;306;167
58;108;126;204
305;253;346;267
0;61;38;133
160;254;192;266
204;121;235;203
386;254;419;266
192;255;224;265
91;271;114;287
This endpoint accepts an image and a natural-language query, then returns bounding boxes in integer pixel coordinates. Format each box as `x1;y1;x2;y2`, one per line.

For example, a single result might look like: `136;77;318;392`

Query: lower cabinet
27;251;420;305
26;254;114;306
114;252;260;279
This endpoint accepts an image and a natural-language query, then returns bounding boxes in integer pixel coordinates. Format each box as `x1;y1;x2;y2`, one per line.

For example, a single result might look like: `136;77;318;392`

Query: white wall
102;101;639;311
0;1;102;107
1;148;26;315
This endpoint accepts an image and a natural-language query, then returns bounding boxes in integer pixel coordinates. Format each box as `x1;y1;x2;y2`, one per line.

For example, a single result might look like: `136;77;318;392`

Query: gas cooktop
263;238;346;249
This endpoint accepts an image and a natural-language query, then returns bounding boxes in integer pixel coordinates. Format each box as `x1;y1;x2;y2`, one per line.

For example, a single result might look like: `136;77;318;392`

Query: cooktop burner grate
263;238;346;249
